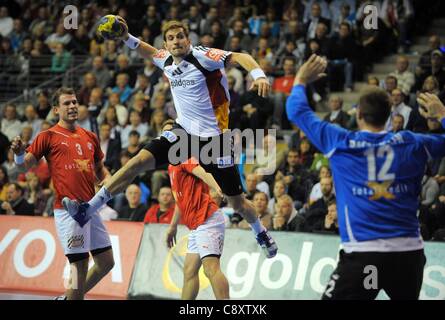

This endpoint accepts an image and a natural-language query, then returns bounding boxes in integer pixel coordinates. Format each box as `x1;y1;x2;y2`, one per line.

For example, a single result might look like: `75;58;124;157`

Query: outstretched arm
116;16;158;59
227;52;270;97
286;54;349;156
191;165;224;198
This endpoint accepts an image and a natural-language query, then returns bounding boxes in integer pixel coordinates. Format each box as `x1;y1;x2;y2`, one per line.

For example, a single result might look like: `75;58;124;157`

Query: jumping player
11;87;114;300
63;19;277;258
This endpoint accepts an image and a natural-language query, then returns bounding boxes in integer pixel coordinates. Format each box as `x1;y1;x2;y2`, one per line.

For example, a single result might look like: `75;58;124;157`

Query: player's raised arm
286;54;348;155
10;136;38;171
111;16;158;59
226;52;271;97
190;165;224;198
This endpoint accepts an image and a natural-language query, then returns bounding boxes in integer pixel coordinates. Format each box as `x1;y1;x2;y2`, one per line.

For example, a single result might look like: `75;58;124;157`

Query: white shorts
187;210;225;259
54;209;111;255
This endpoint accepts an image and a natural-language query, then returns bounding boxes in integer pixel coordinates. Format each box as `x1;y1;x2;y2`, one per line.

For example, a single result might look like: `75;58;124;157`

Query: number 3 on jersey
75;143;83;156
364;145;395;181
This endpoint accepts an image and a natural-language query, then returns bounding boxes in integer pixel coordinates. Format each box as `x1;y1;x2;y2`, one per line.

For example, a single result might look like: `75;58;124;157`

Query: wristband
250;68;266;80
124;34;140;49
14;153;25;165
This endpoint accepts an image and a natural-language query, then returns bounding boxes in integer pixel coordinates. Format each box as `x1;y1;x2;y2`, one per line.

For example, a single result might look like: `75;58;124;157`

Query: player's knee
183;264;199;281
202;258;220;279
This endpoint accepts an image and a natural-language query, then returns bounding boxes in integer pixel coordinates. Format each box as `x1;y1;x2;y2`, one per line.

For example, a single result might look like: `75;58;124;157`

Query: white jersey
152;46;232;137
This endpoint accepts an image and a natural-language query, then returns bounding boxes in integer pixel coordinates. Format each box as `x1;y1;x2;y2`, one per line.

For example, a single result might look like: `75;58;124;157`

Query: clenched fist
10;136;25;155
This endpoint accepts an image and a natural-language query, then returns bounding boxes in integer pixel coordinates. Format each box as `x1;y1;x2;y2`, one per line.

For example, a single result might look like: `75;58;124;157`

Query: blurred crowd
1;0;445;241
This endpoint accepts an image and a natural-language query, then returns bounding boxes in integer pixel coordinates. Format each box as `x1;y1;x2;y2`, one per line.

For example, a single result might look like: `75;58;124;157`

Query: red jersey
144;203;179;224
168;161;218;230
272;75;294;95
26;124;103;209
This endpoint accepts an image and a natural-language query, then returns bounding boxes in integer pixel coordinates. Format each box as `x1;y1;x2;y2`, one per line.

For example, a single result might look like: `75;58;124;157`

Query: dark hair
385;75;398;84
52;87;76;107
162;20;189;41
253;191;269;201
358;87;391;127
0;166;9;186
129;130;140;138
327;198;336;207
9;182;23;194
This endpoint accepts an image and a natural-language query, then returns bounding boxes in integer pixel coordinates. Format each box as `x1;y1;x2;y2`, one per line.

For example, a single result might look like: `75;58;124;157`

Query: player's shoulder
153;49;171;60
77;126;98;140
193;46;231;63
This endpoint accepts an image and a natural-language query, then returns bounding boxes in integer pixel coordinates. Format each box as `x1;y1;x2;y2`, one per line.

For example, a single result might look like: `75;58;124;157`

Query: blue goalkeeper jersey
286;85;445;246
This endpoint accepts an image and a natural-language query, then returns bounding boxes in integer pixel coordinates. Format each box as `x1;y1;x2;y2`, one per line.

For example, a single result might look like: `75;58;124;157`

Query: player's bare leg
84;249;115;293
66;258;89;300
182;253;202;300
227;194;277;258
202;256;229;300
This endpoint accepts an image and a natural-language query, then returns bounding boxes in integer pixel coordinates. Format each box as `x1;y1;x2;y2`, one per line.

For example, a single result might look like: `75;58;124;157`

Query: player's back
330;130;432;244
168;162;219;230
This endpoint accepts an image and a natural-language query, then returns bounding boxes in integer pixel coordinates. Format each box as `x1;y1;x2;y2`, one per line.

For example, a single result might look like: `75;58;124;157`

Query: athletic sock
87;186;113;214
250;218;266;235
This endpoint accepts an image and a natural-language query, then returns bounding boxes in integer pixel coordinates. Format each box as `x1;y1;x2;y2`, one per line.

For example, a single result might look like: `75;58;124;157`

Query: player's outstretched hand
115;15;129;41
249;77;270;98
294;54;327;86
10;136;25;155
417;93;445;121
166;226;177;248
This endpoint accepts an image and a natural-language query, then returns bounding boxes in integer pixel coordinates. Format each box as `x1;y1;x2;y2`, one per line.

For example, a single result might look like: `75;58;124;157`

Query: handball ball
97;15;126;40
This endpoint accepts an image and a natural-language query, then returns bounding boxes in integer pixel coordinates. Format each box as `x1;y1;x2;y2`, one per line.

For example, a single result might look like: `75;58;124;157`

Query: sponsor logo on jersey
205;48;225;62
161;130;179;143
170;78;196;89
153;49;168;59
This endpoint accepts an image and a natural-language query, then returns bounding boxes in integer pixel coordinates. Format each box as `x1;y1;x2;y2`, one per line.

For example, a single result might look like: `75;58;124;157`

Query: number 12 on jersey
364;145;395;181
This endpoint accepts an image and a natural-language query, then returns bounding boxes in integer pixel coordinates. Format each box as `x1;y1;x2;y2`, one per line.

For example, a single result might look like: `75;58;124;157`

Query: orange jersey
26;124;103;209
168;162;218;230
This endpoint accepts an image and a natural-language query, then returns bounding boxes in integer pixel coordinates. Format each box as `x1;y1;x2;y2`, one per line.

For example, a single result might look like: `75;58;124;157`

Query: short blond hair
162;20;189;41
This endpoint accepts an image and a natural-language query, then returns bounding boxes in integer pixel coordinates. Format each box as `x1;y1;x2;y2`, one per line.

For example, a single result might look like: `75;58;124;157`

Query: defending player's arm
191;165;224;198
166;203;181;248
10;136;38;171
286;54;349;155
226;52;270;97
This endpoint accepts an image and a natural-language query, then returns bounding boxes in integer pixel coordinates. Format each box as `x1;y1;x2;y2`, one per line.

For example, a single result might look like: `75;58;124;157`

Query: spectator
416;50;445;92
227;75;242;129
111;73;133;105
78;72;97;106
120;110;148;149
67;24;90;55
384;75;398;95
327;22;357;91
304;2;331;39
271;57;296;129
245;173;260;200
113;54;137;87
99;92;128;127
1;104;23;141
35;90;52;120
303;177;335;232
239;82;273;130
22;105;42;142
323;199;339;234
132;74;152;104
143;186;176;224
87;87;104;119
9;19;28;52
118;184;148;221
331;2;356;34
50;43;72;74
224;19;252;52
272;194;305;232
23;172;48;216
385;88;414;131
368;76;380;86
148;110;166;139
0;166;9;201
76;105;94;132
389;55;415;96
125;130;141;158
0;183;34;216
140;5;161;42
20;125;33;147
391;113;405;133
103;40;118;68
91;55;112;89
0;6;13;37
298;137;314;170
309;165;333;204
99;123;121;173
323;95;350;128
141;60;163;97
4;149;19;182
421;171;440;208
417;35;441;74
45;23;72;53
268;180;286;214
238;192;273;230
